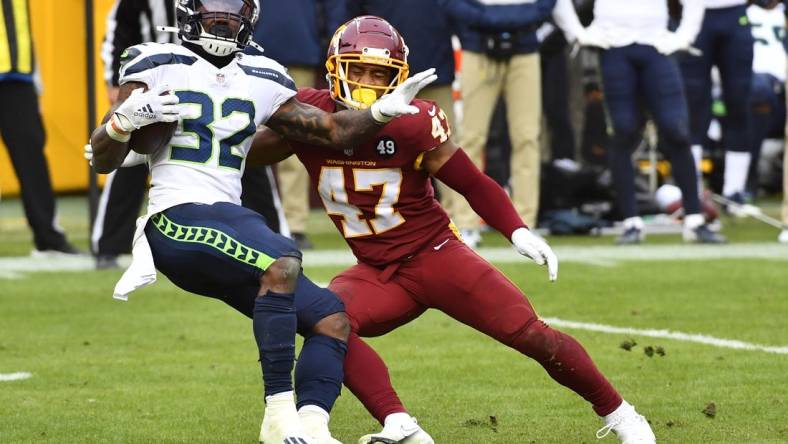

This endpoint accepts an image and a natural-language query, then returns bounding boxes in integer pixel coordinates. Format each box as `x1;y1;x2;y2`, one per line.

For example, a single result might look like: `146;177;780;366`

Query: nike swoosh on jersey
433;239;450;250
427;106;436;117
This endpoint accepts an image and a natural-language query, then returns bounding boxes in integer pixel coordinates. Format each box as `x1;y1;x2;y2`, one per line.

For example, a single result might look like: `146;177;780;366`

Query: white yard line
1;243;788;279
543;317;788;355
0;372;32;382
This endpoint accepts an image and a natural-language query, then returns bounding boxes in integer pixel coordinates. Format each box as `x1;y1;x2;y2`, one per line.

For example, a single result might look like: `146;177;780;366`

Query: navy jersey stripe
123;53;198;76
237;64;296;91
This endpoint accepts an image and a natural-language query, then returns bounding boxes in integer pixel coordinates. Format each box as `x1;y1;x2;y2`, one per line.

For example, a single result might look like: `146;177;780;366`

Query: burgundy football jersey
290;88;456;266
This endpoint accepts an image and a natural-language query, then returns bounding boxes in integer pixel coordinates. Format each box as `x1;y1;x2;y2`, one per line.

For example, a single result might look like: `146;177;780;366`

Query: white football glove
113;84;180;132
511;227;558;282
83;143;94;165
653;32;692;56
575;27;609;49
370;68;438;123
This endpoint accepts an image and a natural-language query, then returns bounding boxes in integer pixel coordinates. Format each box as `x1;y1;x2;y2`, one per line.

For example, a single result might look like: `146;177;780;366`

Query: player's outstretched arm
90;81;179;173
266;68;438;148
425;138;558;281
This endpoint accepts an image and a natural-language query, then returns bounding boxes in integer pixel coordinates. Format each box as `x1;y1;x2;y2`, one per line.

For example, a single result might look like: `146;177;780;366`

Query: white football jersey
553;0;705;48
118;42;296;215
749;4;786;81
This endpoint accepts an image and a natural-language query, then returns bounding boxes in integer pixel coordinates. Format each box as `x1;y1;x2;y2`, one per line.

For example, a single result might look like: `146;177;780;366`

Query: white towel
113;214;157;301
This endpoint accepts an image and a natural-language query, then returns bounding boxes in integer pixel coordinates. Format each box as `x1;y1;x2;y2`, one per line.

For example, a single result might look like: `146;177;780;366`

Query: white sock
265;390;295;404
298;405;330;420
691;144;703;193
623;216;644;230
723;151;751;197
605;400;633;421
684;213;705;230
384;412;412;427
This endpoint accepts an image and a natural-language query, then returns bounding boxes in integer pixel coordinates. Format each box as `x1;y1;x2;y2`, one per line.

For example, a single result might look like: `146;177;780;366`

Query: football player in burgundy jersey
250;15;656;444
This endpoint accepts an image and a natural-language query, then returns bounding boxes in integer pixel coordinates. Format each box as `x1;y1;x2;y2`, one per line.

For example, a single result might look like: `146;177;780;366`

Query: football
128;121;177;154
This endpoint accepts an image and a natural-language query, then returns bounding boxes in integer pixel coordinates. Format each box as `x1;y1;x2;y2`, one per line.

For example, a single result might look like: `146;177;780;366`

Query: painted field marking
0;372;33;382
543;317;788;355
2;243;788;279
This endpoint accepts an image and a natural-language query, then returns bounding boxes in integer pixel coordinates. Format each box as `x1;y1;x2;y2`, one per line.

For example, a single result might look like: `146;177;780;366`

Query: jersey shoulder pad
120;43;197;80
236;54;296;91
393;99;452;152
295;88;333;110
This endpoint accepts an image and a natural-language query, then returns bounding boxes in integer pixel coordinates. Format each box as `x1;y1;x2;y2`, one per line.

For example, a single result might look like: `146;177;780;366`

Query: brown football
129;121;177;154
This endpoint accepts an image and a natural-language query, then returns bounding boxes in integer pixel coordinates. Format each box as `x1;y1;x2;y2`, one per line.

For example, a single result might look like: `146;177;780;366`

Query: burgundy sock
343;333;408;424
520;320;623;416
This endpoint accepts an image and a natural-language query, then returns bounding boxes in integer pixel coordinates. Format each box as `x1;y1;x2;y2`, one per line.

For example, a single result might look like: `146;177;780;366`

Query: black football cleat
96;254;120;270
616;227;644;245
684;224;727;244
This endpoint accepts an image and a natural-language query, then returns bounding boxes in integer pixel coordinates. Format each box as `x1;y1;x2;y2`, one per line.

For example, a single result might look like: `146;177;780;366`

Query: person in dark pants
554;0;725;244
253;0;347;251
0;0;79;255
680;0;754;208
95;0;286;269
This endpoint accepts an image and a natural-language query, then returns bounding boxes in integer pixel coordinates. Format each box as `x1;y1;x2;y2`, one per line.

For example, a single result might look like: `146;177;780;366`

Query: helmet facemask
325;18;410;110
176;0;259;57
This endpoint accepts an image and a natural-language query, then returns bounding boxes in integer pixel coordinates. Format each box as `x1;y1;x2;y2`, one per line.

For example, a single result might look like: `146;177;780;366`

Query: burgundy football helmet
326;16;409;109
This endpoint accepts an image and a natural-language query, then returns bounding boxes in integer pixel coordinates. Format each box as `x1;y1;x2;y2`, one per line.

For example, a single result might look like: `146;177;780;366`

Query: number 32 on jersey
318;167;405;238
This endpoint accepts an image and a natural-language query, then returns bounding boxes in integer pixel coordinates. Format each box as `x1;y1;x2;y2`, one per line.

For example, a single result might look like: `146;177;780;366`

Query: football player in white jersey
747;2;785;198
89;1;436;443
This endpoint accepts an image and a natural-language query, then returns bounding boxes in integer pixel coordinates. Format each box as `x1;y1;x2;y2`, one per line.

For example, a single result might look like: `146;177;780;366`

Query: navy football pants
145;202;344;333
600;44;700;218
680;4;753;150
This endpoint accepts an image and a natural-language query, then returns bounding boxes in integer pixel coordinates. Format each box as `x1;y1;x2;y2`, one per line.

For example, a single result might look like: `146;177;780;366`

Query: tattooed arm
266;97;382;149
266;69;439;148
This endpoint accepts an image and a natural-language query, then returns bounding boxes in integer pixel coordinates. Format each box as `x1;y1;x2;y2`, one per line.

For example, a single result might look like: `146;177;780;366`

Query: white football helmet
175;0;259;56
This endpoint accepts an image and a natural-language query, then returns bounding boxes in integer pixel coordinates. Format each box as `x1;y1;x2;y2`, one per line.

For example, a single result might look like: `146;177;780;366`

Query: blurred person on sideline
554;0;726;244
254;0;347;250
0;0;80;255
439;0;556;248
744;2;785;197
680;0;755;213
95;0;286;269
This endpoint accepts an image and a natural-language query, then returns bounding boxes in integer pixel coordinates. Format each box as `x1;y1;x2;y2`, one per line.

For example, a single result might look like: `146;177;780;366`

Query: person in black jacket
1;0;80;256
95;0;286;269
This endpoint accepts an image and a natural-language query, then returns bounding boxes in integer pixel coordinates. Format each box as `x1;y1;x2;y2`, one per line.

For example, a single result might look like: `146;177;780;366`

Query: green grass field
1;196;787;443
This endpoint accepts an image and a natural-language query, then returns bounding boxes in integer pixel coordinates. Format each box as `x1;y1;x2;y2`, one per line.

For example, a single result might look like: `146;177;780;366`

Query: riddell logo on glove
134;104;156;119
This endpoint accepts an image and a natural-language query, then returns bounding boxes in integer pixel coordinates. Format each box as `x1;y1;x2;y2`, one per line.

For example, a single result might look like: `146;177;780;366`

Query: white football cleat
298;405;342;444
259;391;314;444
596;401;656;444
358;413;434;444
778;229;788;244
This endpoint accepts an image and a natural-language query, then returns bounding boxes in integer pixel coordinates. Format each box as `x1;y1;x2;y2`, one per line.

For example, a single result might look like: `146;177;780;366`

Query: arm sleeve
434;148;527;239
102;0;144;86
439;0;557;31
676;0;706;45
552;0;586;42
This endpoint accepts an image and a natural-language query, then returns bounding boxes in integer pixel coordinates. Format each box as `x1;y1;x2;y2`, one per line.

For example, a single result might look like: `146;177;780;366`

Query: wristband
106;115;131;143
370;103;393;124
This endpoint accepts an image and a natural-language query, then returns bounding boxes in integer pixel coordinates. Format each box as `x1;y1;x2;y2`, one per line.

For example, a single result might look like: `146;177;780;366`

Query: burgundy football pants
330;237;622;422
